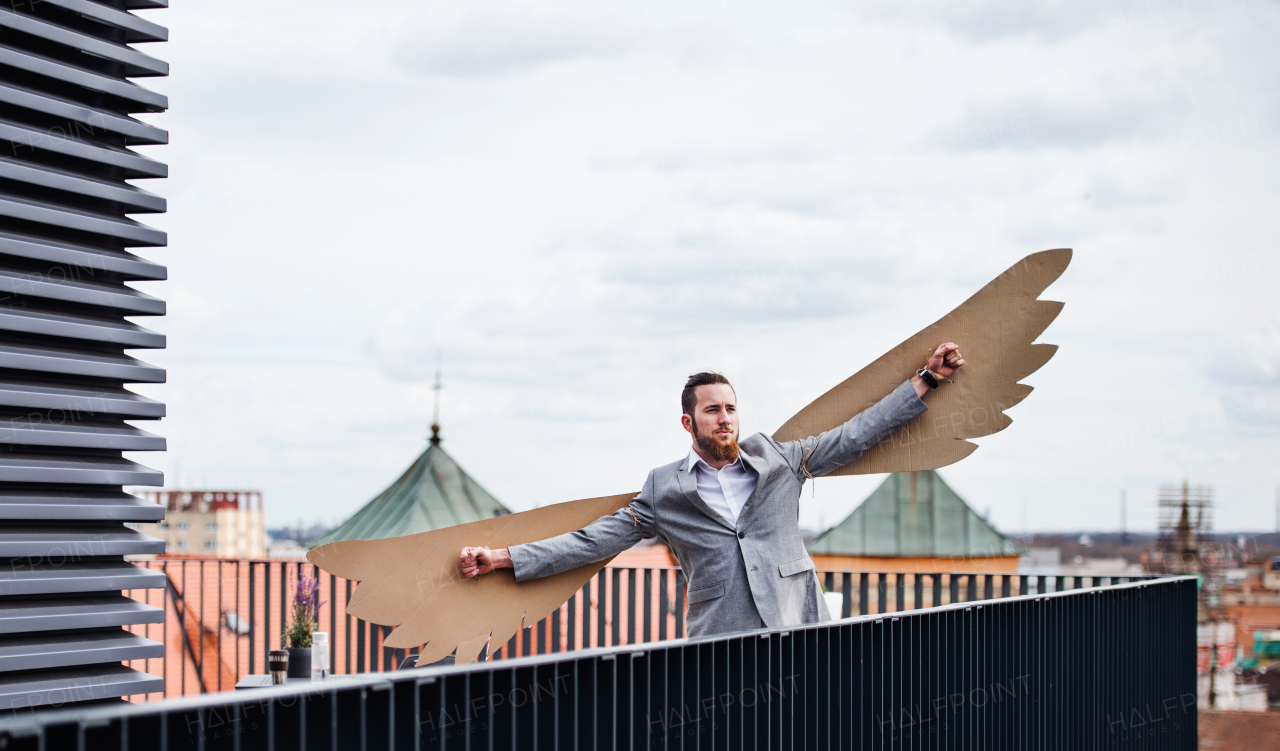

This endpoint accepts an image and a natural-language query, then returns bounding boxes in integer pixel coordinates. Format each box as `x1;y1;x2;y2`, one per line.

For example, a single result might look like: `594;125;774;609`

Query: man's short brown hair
682;372;733;417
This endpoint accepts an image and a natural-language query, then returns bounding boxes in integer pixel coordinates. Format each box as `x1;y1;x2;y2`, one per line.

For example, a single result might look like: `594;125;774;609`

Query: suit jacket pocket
687;581;725;604
778;557;816;578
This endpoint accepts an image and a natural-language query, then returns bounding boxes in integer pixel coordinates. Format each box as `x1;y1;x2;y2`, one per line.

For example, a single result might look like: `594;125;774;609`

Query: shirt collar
684;448;743;473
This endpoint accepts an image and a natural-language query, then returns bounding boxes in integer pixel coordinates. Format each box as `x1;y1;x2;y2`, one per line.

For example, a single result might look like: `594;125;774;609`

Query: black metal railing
0;575;1197;750
120;558;1164;699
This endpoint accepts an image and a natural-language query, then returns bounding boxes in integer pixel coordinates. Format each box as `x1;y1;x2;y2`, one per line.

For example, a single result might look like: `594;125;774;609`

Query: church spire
430;353;443;446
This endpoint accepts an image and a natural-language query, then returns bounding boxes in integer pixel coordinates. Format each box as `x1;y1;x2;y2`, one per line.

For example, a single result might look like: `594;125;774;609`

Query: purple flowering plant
286;574;325;649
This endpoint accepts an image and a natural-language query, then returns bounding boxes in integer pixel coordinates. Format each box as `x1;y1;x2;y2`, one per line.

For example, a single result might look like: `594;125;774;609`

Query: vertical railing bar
550;598;561;654
627;568;637;646
216;561;222;691
249;562;256;677
357;616;365;674
596;571;606;650
610;568;620;646
567;582;577;652
523;612;532;657
658;570;668;641
841;572;852;619
279;562;287;651
328;571;336;673
643;568;652;644
345;578;352;675
581;578;593;651
674;569;686;637
179;560;186;697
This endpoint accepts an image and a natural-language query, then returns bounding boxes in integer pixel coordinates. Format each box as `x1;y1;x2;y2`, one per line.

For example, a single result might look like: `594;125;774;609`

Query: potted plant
285;574;322;678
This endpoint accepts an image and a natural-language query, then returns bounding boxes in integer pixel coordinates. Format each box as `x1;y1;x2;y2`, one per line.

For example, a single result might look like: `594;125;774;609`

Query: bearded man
460;343;964;637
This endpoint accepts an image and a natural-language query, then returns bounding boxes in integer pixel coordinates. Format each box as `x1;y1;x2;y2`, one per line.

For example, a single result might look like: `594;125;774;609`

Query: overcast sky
126;0;1279;535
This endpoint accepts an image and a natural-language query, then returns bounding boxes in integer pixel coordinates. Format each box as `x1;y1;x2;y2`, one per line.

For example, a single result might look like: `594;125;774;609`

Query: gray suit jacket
509;380;927;637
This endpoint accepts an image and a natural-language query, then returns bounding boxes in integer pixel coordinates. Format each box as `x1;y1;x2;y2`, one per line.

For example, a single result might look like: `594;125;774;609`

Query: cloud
393;6;638;78
859;0;1216;42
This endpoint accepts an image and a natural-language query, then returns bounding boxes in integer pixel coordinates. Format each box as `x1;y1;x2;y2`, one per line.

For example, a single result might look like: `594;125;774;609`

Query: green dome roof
808;471;1022;558
308;438;511;548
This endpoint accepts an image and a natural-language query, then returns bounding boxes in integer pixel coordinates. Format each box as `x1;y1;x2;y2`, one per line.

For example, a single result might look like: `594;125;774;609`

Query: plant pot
286;647;311;679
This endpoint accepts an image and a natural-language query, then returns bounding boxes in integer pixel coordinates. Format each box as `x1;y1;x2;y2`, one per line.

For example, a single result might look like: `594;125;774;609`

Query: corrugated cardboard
773;248;1070;473
308;492;634;666
309;249;1070;664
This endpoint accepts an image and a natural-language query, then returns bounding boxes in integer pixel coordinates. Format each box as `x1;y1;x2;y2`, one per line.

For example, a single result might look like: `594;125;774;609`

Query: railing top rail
0;574;1195;735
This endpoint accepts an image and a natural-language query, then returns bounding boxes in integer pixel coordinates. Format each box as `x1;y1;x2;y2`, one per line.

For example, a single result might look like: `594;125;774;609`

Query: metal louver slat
31;0;168;44
0;343;165;382
0;418;165;450
0;0;167;710
0;269;165;313
0;596;163;634
0;8;168;77
0;307;165;348
0;381;164;417
0;490;165;520
0;231;165;279
0;47;166;111
0;120;166;177
0;453;162;485
0;193;166;245
0;560;166;596
0;82;168;144
0;157;167;213
0;524;165;556
0;665;162;711
0;629;163;672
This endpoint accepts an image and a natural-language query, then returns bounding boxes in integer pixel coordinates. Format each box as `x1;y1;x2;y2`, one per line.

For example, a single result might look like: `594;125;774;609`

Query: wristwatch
916;367;939;389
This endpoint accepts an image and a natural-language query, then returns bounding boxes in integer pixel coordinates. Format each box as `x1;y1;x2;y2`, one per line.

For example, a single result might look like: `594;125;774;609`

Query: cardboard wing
772;248;1071;473
307;492;634;666
309;248;1070;665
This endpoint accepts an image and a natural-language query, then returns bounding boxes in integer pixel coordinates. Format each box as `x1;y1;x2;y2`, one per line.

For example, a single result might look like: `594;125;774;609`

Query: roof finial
430;352;443;446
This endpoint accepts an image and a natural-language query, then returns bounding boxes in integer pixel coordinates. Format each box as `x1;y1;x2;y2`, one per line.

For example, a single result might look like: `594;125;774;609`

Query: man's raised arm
461;472;658;582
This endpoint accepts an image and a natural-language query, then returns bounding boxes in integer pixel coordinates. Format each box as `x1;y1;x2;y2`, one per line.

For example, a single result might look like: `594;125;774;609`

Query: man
460;342;964;637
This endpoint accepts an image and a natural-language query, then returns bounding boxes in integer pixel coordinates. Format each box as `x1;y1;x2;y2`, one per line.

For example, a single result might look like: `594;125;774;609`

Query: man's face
682;383;739;461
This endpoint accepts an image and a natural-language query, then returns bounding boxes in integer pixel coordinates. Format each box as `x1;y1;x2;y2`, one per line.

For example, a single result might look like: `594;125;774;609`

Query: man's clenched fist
459;546;512;578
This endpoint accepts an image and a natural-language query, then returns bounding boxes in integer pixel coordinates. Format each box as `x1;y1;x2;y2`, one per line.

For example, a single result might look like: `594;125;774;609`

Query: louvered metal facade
0;0;168;710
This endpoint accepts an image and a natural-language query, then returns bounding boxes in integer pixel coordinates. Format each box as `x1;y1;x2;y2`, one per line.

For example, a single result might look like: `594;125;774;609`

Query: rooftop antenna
1120;489;1130;544
430;352;443;446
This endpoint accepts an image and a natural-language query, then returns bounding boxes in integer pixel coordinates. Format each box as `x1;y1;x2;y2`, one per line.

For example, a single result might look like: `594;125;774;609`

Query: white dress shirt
684;448;759;526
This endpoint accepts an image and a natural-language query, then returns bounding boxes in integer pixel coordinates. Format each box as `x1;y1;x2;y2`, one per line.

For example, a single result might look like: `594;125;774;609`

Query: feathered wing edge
772;249;1071;475
308;492;635;666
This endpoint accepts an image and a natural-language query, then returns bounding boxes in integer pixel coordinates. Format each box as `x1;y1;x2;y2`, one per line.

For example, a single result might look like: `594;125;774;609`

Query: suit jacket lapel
677;464;738;533
735;452;769;522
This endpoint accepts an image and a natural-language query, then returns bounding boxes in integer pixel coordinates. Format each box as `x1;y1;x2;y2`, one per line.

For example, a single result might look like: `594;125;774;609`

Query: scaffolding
1155;480;1224;624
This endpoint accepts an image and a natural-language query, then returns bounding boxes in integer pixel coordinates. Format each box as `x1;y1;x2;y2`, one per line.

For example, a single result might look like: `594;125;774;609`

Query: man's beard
693;423;740;463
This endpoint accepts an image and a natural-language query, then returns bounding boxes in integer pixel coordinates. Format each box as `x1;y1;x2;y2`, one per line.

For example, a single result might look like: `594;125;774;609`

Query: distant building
308;425;513;547
133;490;266;558
808;471;1022;572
